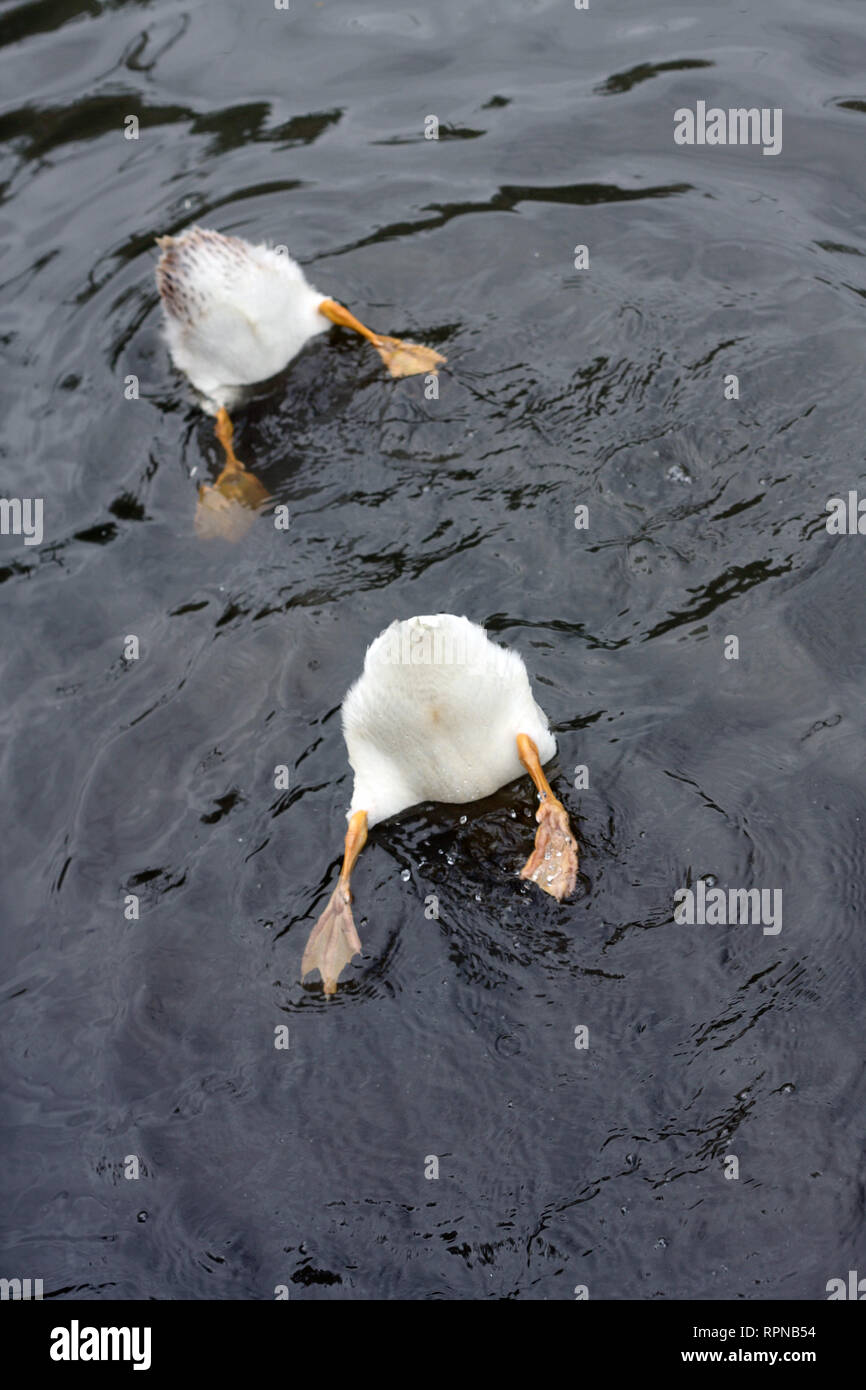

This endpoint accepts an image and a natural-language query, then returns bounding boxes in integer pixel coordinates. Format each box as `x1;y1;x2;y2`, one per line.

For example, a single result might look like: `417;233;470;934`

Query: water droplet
625;1153;638;1168
459;815;467;825
137;1211;148;1223
780;1082;795;1095
446;854;455;866
700;873;717;888
401;869;410;881
655;1237;668;1249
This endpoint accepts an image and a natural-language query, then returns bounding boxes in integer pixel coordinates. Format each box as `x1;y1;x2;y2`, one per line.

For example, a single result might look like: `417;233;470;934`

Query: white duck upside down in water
155;226;445;538
301;614;579;995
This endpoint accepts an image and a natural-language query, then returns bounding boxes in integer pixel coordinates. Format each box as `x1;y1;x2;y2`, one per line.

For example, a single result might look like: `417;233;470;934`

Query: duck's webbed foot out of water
300;882;362;996
516;733;578;901
317;298;446;379
301;809;369;995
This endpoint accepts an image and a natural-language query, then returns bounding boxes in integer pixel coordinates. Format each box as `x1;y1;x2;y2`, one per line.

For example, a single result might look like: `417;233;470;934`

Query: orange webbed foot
369;335;447;378
520;794;578;901
301;810;368;995
301;883;362;996
516;732;578;901
318;299;445;378
194;407;270;540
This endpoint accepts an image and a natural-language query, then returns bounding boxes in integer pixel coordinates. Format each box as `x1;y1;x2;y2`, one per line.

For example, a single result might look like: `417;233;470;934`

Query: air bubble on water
700;873;717;888
459;815;467;825
446;854;455;866
401;869;411;881
474;892;481;902
780;1082;795;1094
666;463;692;485
137;1211;148;1223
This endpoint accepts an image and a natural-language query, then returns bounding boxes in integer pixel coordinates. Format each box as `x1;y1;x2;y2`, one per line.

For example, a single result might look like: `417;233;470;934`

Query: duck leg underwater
301;809;369;995
194;407;270;541
516;733;579;900
317;298;446;379
300;747;578;995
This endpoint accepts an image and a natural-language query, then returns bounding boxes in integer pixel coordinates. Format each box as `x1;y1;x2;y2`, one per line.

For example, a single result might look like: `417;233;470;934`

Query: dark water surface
2;0;865;1300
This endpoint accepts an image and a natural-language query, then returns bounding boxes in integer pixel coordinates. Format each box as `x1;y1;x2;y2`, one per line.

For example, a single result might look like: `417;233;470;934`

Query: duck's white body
156;227;328;410
343;614;557;827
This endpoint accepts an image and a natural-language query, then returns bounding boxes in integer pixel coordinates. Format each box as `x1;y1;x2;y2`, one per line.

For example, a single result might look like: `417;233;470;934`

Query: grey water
1;0;865;1300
